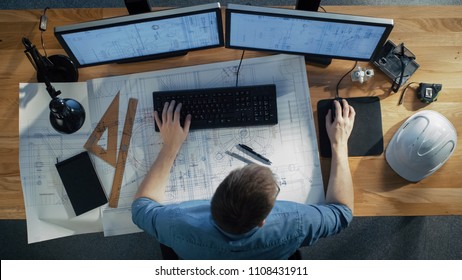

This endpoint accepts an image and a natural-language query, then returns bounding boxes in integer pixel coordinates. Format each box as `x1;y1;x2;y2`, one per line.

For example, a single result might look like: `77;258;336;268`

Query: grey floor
2;216;462;259
1;0;461;260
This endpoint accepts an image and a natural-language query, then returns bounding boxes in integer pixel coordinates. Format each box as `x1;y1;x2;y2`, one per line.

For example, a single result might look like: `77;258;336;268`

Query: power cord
39;7;50;57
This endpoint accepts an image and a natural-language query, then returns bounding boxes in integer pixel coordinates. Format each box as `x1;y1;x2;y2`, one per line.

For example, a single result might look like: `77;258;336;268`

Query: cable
391;54;406;93
398;82;419;105
40;7;50;57
235;50;246;87
335;61;358;98
319;6;327;12
391;43;415;93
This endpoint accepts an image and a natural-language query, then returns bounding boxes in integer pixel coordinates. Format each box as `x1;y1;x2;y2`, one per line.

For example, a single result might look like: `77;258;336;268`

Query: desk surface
1;6;461;218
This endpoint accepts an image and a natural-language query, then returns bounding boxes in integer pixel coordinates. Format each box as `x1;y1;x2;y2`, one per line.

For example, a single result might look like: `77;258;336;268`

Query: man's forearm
134;146;178;202
135;101;190;202
325;145;354;213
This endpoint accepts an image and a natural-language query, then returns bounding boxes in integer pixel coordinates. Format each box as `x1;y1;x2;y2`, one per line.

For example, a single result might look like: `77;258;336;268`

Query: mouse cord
235;50;246;87
335;61;358;98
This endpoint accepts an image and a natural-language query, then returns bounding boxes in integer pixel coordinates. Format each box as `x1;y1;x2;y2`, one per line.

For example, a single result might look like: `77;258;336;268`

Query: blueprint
230;13;385;59
19;54;324;243
63;11;221;65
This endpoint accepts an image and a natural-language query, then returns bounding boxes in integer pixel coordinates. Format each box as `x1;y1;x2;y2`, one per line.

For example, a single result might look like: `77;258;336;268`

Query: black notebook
317;97;384;157
55;151;107;216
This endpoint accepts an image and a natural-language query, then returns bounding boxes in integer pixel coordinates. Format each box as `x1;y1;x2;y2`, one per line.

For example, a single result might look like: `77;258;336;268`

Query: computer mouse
331;98;343;122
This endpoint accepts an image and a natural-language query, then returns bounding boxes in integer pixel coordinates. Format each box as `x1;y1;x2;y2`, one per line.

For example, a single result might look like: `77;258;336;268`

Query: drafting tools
108;98;138;208
84;92;120;167
225;151;254;165
84;92;138;208
237;144;272;165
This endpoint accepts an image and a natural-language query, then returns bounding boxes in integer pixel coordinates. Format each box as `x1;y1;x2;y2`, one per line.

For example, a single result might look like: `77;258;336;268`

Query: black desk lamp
22;37;85;134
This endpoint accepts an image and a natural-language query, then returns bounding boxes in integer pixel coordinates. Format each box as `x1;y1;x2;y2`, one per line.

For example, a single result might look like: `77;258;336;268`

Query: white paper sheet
18;82;104;243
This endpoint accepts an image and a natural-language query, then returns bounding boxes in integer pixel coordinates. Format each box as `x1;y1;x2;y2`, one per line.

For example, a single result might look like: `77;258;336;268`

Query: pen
225;151;254;165
237;144;272;165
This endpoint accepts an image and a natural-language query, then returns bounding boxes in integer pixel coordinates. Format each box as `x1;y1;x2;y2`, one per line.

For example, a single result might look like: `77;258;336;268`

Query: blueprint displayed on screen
62;11;220;65
229;13;386;59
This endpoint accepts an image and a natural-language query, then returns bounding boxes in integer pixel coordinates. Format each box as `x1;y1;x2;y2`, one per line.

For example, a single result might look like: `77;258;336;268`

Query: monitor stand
124;0;152;15
122;0;188;61
303;55;332;67
295;0;321;12
295;0;332;67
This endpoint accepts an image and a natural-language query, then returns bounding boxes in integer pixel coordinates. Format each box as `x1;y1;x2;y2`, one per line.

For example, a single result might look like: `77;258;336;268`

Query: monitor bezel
225;4;394;62
54;3;224;67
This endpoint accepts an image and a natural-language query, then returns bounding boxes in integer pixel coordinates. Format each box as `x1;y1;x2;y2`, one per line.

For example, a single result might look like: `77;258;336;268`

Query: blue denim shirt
132;197;352;259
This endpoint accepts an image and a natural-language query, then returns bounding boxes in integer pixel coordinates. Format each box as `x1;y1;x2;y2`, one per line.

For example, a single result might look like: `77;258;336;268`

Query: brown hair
211;164;278;235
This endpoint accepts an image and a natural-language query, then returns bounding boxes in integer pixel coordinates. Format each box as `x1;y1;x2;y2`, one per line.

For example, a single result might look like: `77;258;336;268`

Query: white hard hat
386;110;457;182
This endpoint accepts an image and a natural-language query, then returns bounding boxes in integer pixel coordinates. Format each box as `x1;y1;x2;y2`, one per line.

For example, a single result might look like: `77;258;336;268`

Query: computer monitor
225;4;394;62
54;3;224;67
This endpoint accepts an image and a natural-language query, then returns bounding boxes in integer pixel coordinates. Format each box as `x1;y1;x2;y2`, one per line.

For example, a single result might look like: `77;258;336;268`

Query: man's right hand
154;100;192;155
324;98;355;212
325;99;355;151
135;101;191;202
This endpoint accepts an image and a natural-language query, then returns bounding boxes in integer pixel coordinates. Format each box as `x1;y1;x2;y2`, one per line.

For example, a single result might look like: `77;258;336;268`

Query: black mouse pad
56;151;108;216
317;97;384;157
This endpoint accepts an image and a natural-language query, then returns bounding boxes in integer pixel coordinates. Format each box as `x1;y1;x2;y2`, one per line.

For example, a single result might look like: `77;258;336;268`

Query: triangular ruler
84;92;120;167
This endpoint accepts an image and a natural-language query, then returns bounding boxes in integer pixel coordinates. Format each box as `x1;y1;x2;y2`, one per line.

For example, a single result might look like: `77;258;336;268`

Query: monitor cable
235;50;246;87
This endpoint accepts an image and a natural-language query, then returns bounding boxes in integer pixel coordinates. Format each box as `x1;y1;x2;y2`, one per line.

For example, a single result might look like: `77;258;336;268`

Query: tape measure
417;83;442;103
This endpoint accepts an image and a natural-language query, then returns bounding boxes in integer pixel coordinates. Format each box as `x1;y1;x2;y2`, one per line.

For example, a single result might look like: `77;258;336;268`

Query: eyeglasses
273;173;281;198
275;183;280;198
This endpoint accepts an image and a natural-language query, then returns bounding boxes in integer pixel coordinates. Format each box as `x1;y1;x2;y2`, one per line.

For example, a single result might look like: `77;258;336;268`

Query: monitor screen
55;3;224;67
225;4;394;61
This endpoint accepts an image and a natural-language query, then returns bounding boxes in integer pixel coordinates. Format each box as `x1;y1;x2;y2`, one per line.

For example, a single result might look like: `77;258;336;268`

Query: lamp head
49;97;86;134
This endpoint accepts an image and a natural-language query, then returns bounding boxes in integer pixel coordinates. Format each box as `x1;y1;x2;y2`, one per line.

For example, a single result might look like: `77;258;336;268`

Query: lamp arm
22;37;61;98
21;37;85;134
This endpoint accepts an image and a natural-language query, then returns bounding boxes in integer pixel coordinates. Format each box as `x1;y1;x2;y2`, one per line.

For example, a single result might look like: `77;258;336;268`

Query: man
132;98;355;259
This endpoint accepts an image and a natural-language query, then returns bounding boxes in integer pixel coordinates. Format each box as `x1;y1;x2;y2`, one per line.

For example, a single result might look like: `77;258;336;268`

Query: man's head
211;164;280;235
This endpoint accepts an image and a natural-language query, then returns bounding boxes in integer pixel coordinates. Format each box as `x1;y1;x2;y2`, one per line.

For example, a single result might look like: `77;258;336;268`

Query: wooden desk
0;6;461;218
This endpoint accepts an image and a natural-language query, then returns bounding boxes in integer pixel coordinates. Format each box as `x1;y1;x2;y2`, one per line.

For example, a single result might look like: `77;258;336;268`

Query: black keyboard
152;84;278;131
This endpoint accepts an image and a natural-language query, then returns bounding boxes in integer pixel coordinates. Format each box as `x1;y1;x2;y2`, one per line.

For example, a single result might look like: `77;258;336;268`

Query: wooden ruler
84;92;138;208
84;92;120;167
108;98;138;208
